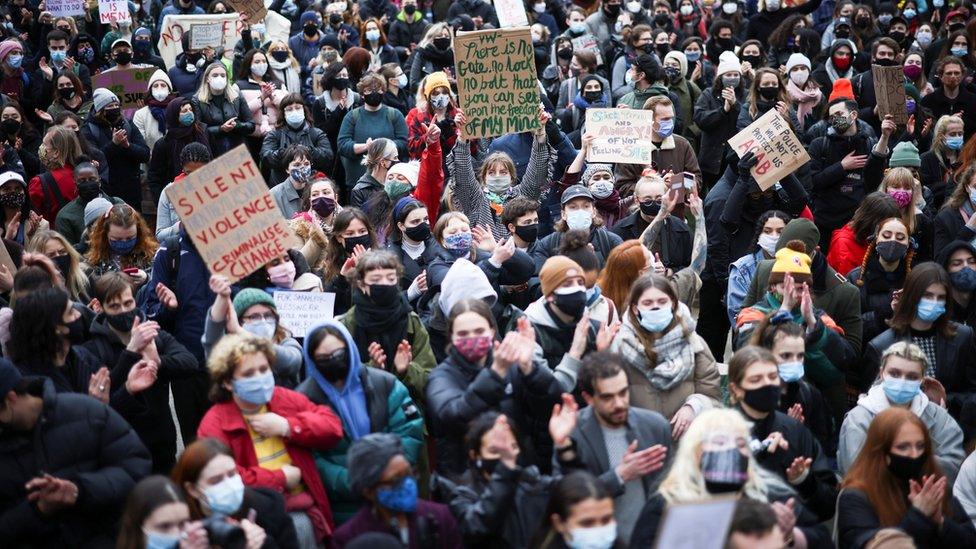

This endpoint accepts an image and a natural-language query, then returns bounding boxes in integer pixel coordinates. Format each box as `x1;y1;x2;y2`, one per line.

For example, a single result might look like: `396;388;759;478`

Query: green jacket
296;366;425;524
337;307;435;408
618;84;671;109
54;194;124;245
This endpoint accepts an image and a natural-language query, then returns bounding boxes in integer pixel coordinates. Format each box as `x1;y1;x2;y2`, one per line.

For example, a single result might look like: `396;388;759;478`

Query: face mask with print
203;474;245;515
444;231;472;257
887;189;912;208
638;306;673;332
882;375;920;404
701;447;748;493
431;94;451;110
384;179;412;198
916;297;945;322
244;319;276;339
565;208;592;231
589;180;615;199
486;175;511;194
566;522;618;549
454;335;493;362
232;370;275;405
290;165;311;183
951;267;976;292
777;361;804;383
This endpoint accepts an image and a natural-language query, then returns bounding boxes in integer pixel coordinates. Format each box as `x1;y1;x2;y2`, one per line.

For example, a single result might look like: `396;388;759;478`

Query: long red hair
841;408;947;526
597;240;648;311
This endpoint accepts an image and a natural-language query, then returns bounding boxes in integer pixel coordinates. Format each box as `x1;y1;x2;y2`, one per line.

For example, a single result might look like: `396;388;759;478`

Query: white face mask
151;86;169;101
723;1;737;13
566;522;617;549
209;75;227;91
626;1;642;13
589;180;615;198
680;5;694;15
757;232;779;256
766;0;780;10
251;62;268;76
486;174;511;194
789;68;809;86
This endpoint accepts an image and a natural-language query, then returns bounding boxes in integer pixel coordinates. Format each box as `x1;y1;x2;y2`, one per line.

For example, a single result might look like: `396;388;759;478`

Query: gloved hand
738;150;759;172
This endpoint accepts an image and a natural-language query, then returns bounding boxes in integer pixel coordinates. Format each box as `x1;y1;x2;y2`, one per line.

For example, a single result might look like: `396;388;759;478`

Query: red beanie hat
829;78;855;102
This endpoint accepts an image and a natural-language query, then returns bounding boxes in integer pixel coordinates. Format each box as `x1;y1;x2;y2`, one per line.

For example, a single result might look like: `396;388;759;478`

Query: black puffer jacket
425;348;562;479
191;93;255;155
693;85;743;176
82;116;151;210
846;253;909;345
807;126;885;238
0;379;151;548
260;123;335;185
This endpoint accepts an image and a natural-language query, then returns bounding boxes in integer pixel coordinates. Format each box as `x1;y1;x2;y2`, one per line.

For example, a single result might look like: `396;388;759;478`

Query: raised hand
568;310;590;360
787;403;805;423
367;341;388;367
785;456;812;484
125;359;158;394
88;366;111;404
595;319;621;352
616;441;668;482
155;283;178;309
393;340;412;374
549;393;579;448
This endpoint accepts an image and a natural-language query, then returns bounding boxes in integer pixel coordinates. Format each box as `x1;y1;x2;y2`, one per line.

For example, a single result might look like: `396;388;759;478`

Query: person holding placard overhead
615;95;700;198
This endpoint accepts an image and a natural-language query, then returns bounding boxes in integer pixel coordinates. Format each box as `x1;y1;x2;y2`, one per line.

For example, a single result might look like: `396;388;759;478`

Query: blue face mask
284;109;305;128
657;118;674;138
376;476;418;513
684;50;701;62
50;50;67;64
6;54;22;68
916;298;945;322
638;307;673;332
179;111;195;126
144;530;180;549
203;474;245;515
951;46;968;57
444;231;472;258
951;267;976;292
778;361;805;383
109;237;137;254
947;136;964;151
290;165;311;183
232;370;275;405
902;8;916;19
882;375;921;405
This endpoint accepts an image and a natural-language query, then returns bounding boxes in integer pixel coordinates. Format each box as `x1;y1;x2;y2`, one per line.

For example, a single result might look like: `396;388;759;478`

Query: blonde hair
657;409;767;504
418;22;451;49
44;126;84;168
26;230;89;302
931;114;964;155
195;63;239;103
206;333;275;402
267;40;300;71
879;341;928;378
880;167;919;233
477;152;516;188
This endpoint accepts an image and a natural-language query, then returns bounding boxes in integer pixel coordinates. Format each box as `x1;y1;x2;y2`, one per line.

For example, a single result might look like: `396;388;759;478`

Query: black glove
738;150;758;172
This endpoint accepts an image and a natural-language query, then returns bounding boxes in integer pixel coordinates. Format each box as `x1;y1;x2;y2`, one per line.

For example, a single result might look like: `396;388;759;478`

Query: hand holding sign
727;109;810;191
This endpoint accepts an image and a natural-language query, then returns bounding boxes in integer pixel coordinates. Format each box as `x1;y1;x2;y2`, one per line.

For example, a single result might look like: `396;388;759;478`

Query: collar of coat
651;136;676;151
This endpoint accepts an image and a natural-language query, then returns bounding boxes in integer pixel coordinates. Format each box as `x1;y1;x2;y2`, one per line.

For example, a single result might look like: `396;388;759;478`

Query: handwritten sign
226;0;268;22
157;12;290;69
653;497;737;549
98;0;129;23
93;66;157;112
872;64;908;125
190;22;225;49
48;0;87;17
571;34;603;65
454;27;540;140
585;108;656;164
273;291;336;337
727;109;810;191
494;0;528;28
166;145;301;284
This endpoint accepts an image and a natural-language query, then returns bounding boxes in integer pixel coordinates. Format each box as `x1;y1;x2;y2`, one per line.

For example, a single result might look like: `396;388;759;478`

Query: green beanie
889;141;921;168
776;218;820;255
233;288;276;318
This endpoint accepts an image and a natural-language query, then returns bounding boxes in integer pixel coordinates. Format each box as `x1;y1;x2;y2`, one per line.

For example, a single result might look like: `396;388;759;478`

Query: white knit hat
387;161;420;187
785;53;811;73
147;69;172;93
716;51;741;76
664;50;688;76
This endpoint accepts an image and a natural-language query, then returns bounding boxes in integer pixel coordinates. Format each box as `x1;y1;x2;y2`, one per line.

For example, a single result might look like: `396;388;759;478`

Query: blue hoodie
302;320;370;440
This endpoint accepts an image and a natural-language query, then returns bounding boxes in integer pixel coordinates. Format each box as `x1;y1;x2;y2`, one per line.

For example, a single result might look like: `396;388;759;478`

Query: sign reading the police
48;0;87;17
166;145;300;284
873;64;909;125
92;67;157;112
585;108;656;164
273;291;336;337
98;0;129;23
727;109;810;191
454;27;540;140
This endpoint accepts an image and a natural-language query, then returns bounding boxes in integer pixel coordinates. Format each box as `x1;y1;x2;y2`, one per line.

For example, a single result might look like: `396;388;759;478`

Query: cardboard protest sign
157;12;290;69
273;291;336;337
98;0;129;23
165;145;301;283
653;497;737;549
493;0;528;28
571;34;603;65
454;27;540;140
48;0;87;17
93;66;157;112
226;0;267;22
727;109;810;191
190;22;225;49
585;108;656;164
872;64;909;125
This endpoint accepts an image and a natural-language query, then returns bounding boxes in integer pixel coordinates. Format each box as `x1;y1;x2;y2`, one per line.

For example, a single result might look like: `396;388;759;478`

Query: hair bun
559;229;591;254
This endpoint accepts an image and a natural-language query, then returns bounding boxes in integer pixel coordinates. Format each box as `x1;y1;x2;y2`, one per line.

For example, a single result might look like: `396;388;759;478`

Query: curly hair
747;210;791;255
86;204;158;267
8;286;70;366
206;333;276;402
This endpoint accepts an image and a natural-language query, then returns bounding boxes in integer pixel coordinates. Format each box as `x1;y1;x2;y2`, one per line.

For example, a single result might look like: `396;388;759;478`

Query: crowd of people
4;0;976;547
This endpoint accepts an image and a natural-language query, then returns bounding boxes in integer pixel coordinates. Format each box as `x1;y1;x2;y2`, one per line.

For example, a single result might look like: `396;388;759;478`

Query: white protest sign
585;108;656;164
493;0;528;28
48;0;87;17
157;11;290;69
190;22;225;49
653;497;737;549
273;291;336;337
98;0;130;24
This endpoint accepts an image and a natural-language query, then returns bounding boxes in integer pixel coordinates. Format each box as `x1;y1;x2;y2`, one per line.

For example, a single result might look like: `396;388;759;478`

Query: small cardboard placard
872;64;909;125
98;0;129;24
494;0;528;28
165;145;301;283
273;291;336;337
189;22;225;50
585;108;656;165
92;66;157;112
226;0;268;23
727;109;810;191
653;497;738;549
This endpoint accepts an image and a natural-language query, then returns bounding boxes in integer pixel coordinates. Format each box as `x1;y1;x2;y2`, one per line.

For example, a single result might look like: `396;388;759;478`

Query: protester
81;89;151;210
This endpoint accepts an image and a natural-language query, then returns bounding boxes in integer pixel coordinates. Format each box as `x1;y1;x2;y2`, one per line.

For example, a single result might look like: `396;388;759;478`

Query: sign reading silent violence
273;291;336;337
872;64;909;125
93;67;157;112
454;27;540;140
166;145;300;283
727;109;810;191
585;108;656;164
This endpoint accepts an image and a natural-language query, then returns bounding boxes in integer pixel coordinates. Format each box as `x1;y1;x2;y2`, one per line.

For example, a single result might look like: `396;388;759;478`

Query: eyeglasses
242;313;276;322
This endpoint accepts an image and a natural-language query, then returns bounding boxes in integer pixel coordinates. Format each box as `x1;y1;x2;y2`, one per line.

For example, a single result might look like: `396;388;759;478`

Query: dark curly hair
748;210;791;255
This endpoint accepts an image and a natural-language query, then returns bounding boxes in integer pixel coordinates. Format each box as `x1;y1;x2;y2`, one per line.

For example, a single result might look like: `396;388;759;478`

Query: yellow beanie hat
769;240;812;284
423;71;451;99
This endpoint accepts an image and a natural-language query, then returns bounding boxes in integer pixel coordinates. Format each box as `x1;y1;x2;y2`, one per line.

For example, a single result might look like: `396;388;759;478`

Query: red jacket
197;387;344;535
412;137;444;220
29;166;78;224
827;224;867;277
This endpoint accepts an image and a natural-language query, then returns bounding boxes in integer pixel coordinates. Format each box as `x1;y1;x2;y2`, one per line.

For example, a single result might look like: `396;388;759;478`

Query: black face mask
654;13;670;26
315;349;349;383
583;90;603;102
655;43;670;57
873;58;897;67
103;108;122;124
106;307;143;332
364;92;384;107
701;448;749;494
367;284;401;307
514;223;539;243
403;222;430;242
889;31;906;43
876;241;908;263
77;179;101;201
57;86;76;100
343;234;372;254
63;314;86;345
835;29;851;39
553;289;587;321
270;50;290;63
114;51;132;65
740;54;762;68
949;22;966;33
604;2;621;16
0;191;24;209
758;86;779;101
332;77;349;90
716;37;734;51
475;457;500;475
404;4;417;15
329;13;343;25
639;199;662;217
557;47;574;60
855;16;870;27
433;37;451;50
0;119;20;135
303;24;318;37
742;383;781;413
887;452;926;481
51;254;71;281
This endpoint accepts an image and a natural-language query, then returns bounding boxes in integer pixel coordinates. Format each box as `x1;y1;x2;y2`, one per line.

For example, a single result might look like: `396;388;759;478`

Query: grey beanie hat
347;433;403;495
84;197;112;227
92;88;119;112
581;163;614;185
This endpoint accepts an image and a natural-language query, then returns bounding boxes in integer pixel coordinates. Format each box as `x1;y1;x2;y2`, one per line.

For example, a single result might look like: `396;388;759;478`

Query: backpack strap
164;235;181;278
39;171;67;214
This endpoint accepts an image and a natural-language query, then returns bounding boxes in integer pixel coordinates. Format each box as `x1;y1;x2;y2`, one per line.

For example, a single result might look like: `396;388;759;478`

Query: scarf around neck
351;289;410;373
785;79;821;131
